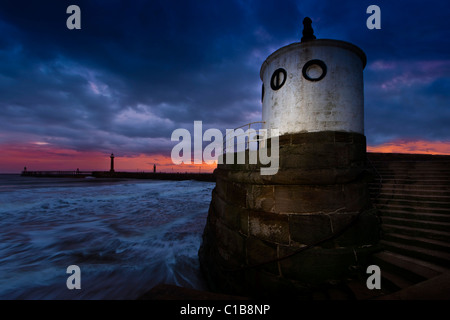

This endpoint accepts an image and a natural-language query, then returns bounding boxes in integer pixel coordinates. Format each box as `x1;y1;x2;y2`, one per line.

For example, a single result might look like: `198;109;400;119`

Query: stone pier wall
199;131;380;297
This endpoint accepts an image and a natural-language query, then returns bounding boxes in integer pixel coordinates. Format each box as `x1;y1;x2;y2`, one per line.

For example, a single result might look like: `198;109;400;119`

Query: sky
0;0;449;173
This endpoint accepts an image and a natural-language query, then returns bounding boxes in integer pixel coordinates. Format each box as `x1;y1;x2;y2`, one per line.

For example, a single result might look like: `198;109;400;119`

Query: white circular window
270;68;287;90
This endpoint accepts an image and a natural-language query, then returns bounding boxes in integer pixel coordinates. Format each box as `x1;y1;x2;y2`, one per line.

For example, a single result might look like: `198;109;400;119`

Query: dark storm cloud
304;0;450;145
364;58;450;144
0;0;449;157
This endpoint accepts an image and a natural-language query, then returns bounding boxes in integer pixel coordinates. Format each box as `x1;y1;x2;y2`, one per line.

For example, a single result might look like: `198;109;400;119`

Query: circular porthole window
302;59;327;81
270;68;287;90
261;83;265;102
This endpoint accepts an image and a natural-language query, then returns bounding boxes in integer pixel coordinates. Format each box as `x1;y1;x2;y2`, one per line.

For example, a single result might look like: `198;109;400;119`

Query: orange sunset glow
367;139;450;155
0;143;217;174
1;139;449;174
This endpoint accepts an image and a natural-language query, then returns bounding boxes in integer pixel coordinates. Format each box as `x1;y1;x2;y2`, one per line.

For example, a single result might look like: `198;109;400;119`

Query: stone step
374;271;450;300
378;209;450;223
371;166;450;171
375;198;450;209
378;269;415;292
372;166;450;170
368;171;450;176
376;178;450;184
369;187;450;197
382;224;450;242
369;183;450;192
370;164;450;171
381;216;450;232
375;203;450;215
374;169;450;173
373;174;450;180
374;173;450;179
344;280;388;300
375;192;450;203
384;233;450;253
370;194;450;204
373;251;447;283
371;178;450;185
380;240;450;268
369;193;450;204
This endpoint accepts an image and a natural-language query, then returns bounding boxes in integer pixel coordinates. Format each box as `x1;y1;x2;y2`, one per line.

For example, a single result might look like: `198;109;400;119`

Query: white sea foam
0;175;214;299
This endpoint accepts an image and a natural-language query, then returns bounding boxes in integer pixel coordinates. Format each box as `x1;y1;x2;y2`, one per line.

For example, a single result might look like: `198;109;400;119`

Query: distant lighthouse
110;153;115;173
199;17;380;298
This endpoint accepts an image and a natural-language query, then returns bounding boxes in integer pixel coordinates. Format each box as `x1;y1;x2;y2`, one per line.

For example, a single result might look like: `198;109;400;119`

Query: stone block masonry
199;131;381;298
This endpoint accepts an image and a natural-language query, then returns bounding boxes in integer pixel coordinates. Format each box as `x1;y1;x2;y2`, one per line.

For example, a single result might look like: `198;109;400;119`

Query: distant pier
21;170;215;182
21;170;93;178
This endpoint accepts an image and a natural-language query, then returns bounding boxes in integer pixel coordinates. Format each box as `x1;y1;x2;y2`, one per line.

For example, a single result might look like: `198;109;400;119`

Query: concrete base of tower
198;131;381;298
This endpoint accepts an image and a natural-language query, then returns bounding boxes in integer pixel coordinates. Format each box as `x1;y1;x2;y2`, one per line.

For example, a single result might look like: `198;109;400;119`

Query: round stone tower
261;24;366;136
199;18;380;298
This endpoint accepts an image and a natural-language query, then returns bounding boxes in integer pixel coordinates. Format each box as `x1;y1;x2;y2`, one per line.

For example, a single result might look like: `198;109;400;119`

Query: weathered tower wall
199;132;380;297
261;40;366;135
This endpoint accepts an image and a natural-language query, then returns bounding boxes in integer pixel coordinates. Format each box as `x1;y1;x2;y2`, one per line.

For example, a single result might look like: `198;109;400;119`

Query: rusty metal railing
222;121;266;154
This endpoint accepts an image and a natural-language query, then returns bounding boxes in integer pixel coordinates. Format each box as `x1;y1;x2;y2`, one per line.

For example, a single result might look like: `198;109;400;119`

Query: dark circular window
270;68;287;90
302;59;327;81
261;83;265;102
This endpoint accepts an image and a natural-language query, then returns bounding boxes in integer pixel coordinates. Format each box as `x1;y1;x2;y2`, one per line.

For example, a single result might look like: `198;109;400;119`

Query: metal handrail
222;121;266;154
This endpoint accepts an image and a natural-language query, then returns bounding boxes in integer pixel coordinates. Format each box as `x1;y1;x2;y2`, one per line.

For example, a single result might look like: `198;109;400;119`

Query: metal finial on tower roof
301;17;316;42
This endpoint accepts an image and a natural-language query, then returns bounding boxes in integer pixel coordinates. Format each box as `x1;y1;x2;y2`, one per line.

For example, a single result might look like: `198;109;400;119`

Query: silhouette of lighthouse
110;153;115;173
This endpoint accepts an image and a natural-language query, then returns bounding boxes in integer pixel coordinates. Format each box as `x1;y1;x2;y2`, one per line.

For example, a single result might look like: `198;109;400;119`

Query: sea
0;174;215;299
